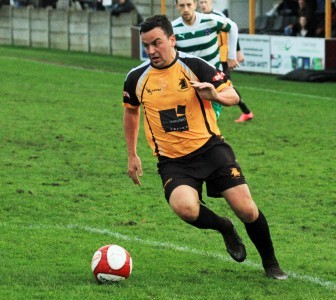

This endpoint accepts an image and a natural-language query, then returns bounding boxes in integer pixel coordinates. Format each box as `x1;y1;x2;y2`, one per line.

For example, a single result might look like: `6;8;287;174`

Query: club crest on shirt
178;78;190;92
231;167;241;178
204;28;211;35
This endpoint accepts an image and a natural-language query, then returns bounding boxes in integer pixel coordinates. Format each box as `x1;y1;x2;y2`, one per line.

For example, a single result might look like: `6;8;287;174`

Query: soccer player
173;0;254;122
123;15;287;280
199;0;254;122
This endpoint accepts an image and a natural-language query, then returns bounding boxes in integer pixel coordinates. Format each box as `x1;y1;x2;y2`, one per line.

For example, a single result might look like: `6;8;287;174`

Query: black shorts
157;136;246;202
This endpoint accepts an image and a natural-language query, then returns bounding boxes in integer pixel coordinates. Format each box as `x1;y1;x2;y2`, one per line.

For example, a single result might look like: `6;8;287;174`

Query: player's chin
150;58;164;68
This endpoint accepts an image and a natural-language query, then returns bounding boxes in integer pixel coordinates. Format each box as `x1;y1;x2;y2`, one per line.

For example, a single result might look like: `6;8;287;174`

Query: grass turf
0;46;335;299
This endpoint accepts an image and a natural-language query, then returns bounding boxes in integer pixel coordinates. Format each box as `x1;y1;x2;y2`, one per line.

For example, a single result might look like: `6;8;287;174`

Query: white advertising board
270;36;325;75
238;34;271;73
139;33;325;76
238;34;325;75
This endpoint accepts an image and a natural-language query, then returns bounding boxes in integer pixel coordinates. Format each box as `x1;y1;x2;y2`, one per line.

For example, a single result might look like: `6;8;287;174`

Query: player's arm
190;81;239;106
123;106;143;186
236;39;245;63
224;18;239;69
225;18;238;60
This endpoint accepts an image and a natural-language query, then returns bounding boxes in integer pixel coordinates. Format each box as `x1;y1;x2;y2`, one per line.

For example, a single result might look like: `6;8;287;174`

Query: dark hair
140;15;174;37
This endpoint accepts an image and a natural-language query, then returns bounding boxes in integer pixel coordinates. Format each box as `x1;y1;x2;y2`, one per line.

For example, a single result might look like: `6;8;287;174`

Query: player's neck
184;13;196;26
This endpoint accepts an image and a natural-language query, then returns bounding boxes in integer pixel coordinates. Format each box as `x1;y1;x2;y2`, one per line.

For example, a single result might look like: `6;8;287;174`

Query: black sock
222;62;231;79
238;99;251;114
188;205;233;233
244;210;278;267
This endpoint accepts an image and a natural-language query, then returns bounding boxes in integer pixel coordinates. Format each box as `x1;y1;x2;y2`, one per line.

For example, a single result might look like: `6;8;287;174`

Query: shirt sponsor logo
159;105;189;132
212;72;225;82
146;87;161;95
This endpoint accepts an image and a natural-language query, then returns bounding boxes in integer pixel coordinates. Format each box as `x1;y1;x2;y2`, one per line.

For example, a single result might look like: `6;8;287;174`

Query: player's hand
127;155;143;186
228;58;239;69
189;81;218;101
237;50;245;63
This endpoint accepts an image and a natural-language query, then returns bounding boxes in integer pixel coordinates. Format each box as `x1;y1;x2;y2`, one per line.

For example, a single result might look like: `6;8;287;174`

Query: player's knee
238;203;259;223
179;204;199;222
169;186;199;221
170;201;199;222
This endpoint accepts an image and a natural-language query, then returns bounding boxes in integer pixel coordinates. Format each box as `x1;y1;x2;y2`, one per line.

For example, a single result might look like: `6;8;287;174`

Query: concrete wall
0;6;137;56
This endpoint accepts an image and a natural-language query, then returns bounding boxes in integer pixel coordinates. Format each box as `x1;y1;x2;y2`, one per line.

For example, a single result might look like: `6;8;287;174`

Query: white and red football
91;244;132;283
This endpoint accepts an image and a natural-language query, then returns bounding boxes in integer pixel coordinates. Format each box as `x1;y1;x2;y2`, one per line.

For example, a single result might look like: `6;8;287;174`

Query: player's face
199;0;212;13
141;27;177;69
176;0;197;25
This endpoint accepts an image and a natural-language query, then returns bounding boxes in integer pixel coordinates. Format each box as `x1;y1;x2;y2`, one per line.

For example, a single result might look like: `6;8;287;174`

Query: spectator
102;0;113;11
298;0;314;20
94;0;105;11
284;0;315;36
111;0;144;25
291;15;315;36
40;0;58;8
10;0;27;7
266;0;299;16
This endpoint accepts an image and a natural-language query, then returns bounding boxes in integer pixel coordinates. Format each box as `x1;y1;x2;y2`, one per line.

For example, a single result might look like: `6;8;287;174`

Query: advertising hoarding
239;34;325;75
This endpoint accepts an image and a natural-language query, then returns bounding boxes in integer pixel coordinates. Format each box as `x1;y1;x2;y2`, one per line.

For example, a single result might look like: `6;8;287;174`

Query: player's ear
170;34;176;47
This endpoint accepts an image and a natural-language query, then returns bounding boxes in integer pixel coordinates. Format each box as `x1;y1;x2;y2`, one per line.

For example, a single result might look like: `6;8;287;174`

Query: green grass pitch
0;45;335;299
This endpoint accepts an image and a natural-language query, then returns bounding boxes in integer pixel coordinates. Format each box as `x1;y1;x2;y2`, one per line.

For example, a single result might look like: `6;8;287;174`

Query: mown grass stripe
1;55;334;101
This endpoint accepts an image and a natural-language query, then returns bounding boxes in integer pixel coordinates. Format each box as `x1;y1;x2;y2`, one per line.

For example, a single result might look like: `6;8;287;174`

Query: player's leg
222;64;254;123
234;89;254;123
221;185;288;279
168;184;246;262
168;185;200;222
225;51;253;123
220;184;258;222
221;61;231;79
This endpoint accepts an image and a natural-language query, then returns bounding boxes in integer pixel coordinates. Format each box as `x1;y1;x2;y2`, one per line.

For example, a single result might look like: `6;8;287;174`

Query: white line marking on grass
72;224;336;291
238;86;334;101
3;222;335;291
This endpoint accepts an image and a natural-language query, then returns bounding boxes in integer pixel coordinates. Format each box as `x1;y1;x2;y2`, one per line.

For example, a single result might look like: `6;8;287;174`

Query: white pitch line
70;224;336;291
3;222;335;291
236;85;335;101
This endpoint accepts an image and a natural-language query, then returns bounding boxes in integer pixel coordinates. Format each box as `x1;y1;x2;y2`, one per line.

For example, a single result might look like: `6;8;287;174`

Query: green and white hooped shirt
172;12;231;70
